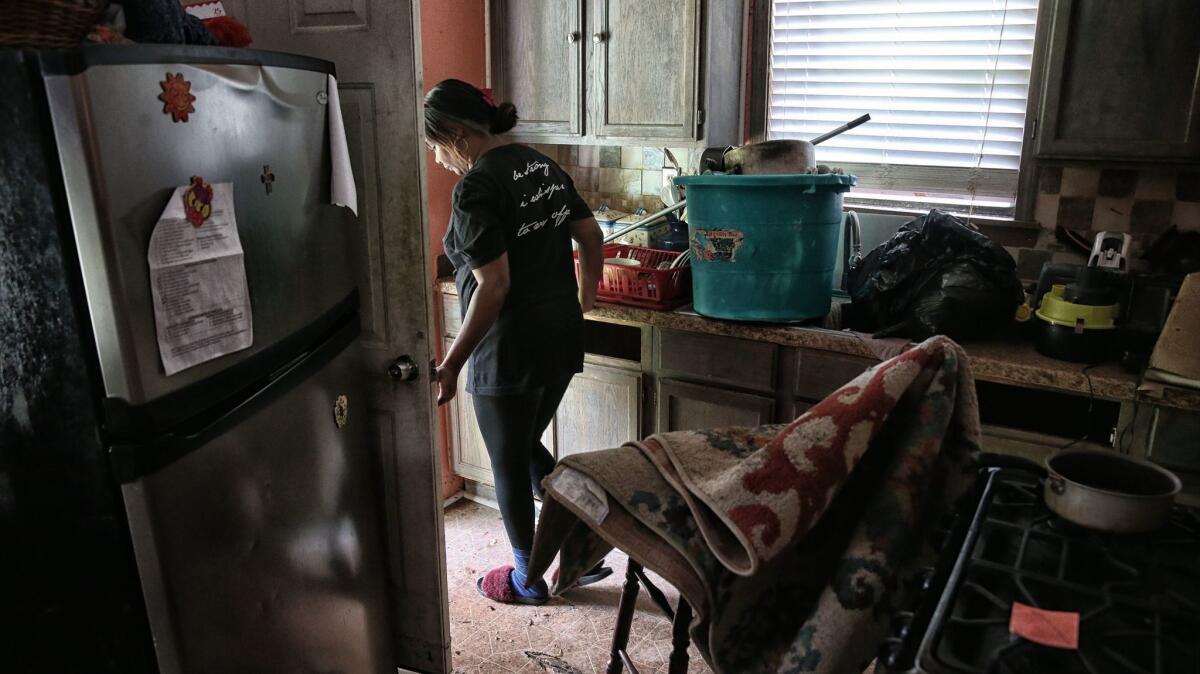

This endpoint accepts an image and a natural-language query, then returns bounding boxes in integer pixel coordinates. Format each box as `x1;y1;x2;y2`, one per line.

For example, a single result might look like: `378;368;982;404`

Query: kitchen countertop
436;278;1200;412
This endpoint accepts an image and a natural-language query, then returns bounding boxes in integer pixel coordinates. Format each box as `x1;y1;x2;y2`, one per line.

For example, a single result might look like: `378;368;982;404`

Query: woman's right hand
570;217;604;315
579;289;596;314
434;362;459;405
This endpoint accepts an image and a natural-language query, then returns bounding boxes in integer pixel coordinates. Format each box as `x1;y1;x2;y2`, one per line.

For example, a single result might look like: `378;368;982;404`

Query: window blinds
769;0;1039;215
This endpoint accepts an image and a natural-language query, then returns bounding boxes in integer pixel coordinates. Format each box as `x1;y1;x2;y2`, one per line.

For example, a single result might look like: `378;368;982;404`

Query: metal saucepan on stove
717;113;871;174
1043;449;1181;533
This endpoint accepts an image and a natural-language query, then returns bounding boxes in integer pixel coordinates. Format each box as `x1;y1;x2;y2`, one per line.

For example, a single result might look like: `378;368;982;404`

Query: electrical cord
1060;363;1098;449
1118;401;1141;454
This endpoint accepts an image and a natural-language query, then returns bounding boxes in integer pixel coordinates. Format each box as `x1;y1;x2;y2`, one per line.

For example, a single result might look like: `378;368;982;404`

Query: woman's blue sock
510;548;547;598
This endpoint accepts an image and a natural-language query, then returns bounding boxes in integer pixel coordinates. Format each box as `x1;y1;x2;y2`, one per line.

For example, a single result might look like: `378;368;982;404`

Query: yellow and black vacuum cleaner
1033;265;1120;363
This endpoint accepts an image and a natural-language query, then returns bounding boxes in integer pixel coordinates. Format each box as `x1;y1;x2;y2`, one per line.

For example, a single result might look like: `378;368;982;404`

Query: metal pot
715;113;872;175
1044;449;1181;534
722;140;816;175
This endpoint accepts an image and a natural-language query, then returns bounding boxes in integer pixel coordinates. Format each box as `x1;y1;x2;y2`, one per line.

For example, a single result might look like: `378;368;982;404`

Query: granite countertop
435;278;1200;412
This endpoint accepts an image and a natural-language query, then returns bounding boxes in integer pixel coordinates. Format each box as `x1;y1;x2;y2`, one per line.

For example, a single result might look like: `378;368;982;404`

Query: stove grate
917;469;1200;674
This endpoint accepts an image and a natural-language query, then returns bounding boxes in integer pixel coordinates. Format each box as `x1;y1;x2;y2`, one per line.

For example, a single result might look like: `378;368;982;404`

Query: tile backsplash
531;143;705;214
1033;166;1200;236
1021;164;1200;279
536;143;1200;237
532;142;1200;283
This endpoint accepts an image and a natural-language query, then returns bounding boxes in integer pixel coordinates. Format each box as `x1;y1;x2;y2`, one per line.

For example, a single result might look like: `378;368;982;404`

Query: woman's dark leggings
472;375;573;552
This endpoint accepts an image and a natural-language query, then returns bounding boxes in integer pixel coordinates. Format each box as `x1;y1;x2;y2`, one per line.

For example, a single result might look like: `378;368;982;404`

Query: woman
426;80;608;605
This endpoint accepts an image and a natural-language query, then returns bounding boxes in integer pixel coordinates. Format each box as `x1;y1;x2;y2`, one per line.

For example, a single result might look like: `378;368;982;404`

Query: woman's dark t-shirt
443;144;592;395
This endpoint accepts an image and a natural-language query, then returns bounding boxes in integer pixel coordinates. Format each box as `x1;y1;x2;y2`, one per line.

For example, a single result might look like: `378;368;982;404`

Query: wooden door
555;362;642;458
657;379;774;433
1036;0;1200;159
230;2;449;671
490;0;585;137
590;0;700;141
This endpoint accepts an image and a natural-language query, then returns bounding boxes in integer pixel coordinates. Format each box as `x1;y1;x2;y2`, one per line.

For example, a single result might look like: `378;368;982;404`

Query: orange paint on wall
421;0;487;500
422;0;487;260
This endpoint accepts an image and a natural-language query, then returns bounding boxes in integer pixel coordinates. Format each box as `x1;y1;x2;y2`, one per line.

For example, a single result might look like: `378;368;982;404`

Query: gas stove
881;463;1200;674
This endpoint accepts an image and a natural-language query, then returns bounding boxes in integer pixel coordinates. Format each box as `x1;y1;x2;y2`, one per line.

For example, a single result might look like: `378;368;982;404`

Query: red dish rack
574;244;691;310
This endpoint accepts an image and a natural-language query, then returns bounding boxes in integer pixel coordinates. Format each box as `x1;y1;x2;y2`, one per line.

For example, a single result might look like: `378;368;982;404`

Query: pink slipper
475;565;548;606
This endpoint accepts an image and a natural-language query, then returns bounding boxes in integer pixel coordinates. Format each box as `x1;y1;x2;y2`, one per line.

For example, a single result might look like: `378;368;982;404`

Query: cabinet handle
568;31;581;43
593;32;607;43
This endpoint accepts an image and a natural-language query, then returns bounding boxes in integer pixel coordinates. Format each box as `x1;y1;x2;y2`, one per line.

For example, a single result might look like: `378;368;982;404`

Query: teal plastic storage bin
675;173;855;321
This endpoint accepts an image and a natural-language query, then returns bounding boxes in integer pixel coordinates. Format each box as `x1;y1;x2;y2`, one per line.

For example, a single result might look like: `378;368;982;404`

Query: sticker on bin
692;228;746;262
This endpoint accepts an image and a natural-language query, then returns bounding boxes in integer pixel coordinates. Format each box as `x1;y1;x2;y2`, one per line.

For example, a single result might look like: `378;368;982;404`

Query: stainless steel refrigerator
1;46;395;673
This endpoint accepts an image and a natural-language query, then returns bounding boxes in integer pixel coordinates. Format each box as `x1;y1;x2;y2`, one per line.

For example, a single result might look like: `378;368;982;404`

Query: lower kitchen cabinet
445;338;493;484
555;362;642;458
655;328;777;394
440;293;1200;509
444;337;557;486
444;337;637;483
656;378;775;432
794;349;874;403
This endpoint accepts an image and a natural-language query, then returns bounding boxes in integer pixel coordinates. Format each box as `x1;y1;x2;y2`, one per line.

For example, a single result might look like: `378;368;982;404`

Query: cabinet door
490;0;585;137
657;378;774;433
590;0;700;140
793;350;875;403
1036;0;1200;159
555;363;642;458
440;292;461;337
443;339;555;485
445;340;494;484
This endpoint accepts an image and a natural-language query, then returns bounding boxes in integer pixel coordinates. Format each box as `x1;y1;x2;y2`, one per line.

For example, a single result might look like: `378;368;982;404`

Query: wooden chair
606;558;694;674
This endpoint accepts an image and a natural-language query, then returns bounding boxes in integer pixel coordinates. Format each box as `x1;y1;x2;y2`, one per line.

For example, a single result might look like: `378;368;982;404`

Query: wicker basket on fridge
0;0;109;49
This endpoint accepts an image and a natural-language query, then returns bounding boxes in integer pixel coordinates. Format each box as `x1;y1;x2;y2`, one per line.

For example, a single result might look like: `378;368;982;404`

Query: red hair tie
480;87;495;107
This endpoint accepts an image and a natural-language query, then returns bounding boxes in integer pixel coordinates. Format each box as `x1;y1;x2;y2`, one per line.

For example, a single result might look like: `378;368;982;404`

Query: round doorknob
568;31;581;43
593;32;607;43
387;355;419;382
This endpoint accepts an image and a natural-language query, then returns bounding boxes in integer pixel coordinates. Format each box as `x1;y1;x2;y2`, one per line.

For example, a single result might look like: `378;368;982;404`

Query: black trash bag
845;209;1023;341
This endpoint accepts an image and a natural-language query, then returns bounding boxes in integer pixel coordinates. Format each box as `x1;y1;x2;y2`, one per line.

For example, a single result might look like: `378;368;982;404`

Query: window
766;0;1040;220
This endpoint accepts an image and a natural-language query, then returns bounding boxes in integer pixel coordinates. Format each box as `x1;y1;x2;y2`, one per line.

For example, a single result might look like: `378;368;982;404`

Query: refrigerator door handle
110;318;359;483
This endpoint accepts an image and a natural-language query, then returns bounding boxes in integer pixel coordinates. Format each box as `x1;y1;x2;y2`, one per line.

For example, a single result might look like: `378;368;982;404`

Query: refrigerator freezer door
120;329;394;673
43;52;356;415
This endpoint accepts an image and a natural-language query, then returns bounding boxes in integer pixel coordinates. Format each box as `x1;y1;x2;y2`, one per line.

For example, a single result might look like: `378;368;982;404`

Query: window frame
745;0;1056;224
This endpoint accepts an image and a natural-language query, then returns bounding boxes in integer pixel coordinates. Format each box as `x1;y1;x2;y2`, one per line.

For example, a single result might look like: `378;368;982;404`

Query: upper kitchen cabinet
489;0;584;137
590;0;700;141
490;0;744;146
1035;0;1200;161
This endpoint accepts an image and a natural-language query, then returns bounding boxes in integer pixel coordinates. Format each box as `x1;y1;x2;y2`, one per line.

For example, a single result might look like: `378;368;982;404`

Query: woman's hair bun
490;102;519;134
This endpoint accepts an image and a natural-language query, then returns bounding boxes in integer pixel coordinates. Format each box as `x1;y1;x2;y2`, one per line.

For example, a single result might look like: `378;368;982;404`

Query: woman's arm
570;216;604;313
435;253;511;405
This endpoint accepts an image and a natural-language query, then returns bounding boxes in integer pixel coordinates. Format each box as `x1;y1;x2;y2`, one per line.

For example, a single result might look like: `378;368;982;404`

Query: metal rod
810;113;871;146
602;199;687;244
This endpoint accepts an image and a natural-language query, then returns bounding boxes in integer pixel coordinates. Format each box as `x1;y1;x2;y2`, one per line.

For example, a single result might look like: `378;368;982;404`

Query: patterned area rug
530;336;980;674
